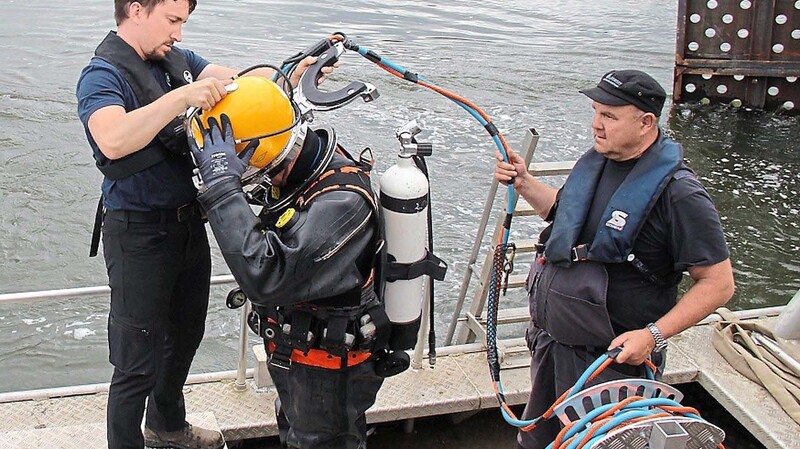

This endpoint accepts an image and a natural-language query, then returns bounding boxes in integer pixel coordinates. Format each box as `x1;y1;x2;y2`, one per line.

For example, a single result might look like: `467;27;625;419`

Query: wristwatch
646;322;668;352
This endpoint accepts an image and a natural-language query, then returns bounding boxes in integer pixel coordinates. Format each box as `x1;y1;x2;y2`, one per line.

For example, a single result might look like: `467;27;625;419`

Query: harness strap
286;311;313;354
385;250;448;282
566;242;671;287
365;305;391;352
269;341;295;371
321;315;350;362
570;244;590;262
250;305;378;370
297;170;377;210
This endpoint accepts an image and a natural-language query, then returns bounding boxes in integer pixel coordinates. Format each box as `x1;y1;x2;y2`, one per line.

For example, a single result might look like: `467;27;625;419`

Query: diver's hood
245;125;337;213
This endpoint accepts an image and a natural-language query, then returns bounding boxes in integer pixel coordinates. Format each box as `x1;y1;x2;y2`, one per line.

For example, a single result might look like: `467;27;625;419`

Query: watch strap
646;322;668;352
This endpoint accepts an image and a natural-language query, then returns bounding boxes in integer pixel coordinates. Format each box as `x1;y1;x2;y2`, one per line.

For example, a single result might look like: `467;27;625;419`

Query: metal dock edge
1;324;798;449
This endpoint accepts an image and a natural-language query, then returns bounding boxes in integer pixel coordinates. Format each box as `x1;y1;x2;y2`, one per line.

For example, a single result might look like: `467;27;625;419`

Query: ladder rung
478;274;527;290
502;239;536;254
514;201;538;217
507;274;527;289
474;272;528;291
529;161;575;176
473;306;530;326
495;306;530;325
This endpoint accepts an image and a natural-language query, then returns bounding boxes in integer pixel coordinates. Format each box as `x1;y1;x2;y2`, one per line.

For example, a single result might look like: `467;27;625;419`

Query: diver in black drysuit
191;114;388;449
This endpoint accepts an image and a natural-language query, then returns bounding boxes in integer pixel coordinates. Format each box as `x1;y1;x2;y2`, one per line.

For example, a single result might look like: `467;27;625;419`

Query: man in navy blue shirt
76;1;329;448
495;70;734;448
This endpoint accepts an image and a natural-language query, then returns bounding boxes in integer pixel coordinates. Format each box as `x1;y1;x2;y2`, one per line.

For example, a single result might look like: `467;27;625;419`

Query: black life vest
92;31;192;180
545;132;683;266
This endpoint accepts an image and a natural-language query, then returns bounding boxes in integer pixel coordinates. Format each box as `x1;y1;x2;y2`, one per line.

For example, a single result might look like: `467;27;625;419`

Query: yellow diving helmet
189;76;305;175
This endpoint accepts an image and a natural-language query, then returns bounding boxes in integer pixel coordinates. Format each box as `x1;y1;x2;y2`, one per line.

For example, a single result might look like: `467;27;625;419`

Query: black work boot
143;422;224;449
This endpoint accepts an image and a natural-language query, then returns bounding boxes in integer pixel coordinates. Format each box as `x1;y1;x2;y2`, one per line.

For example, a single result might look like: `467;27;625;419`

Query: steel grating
0;333;796;448
0;392;108;433
0;350;533;446
0;412;222;449
674;0;800;110
183;379;278;442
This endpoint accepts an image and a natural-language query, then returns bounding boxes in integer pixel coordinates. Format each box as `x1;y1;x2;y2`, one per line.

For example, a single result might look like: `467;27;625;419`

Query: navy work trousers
268;355;384;449
102;213;211;449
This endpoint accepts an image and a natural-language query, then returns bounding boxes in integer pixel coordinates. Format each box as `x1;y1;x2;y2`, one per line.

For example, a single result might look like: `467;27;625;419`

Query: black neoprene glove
189;114;257;191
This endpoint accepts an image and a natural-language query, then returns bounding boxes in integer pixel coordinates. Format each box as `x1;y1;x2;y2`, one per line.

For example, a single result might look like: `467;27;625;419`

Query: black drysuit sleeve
197;177;375;307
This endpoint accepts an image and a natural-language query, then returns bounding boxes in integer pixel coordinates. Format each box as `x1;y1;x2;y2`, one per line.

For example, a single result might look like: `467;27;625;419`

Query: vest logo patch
605;210;628;231
183;70;193;84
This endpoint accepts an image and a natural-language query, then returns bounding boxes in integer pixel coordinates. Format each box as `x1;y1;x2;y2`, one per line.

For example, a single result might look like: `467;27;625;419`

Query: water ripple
0;0;796;391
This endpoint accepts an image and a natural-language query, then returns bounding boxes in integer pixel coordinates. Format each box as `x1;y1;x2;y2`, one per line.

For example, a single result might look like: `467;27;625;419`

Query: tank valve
396;120;432;157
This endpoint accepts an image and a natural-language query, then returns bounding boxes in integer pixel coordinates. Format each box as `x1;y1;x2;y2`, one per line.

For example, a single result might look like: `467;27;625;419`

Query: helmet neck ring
249;126;337;213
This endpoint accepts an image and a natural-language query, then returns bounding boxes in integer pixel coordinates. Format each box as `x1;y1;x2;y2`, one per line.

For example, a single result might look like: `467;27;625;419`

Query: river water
0;0;798;393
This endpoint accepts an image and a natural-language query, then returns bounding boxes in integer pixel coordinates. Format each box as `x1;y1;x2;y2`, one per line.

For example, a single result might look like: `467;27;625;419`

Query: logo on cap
602;73;623;88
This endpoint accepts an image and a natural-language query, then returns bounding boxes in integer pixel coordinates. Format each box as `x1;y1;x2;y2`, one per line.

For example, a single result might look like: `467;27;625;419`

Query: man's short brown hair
114;0;197;25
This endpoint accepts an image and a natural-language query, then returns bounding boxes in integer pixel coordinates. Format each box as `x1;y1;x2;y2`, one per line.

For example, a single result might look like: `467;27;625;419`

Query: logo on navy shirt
183;70;193;84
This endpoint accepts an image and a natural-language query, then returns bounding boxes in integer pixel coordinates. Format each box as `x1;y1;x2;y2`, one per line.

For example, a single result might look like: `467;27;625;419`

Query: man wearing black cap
495;69;734;448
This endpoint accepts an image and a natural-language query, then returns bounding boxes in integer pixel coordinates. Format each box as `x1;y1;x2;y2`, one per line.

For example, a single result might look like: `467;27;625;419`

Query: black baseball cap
580;70;667;117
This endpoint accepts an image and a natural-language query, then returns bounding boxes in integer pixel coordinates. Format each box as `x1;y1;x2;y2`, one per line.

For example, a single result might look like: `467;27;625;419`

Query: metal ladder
444;128;576;349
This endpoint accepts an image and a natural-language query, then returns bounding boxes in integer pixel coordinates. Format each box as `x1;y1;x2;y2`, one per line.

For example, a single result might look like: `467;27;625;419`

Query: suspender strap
89;196;104;257
627;254;671;287
96;145;174;180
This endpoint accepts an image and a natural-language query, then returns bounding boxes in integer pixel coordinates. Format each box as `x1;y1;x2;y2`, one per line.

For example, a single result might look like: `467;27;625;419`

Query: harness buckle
247;309;263;337
571;244;590;262
268;345;293;370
